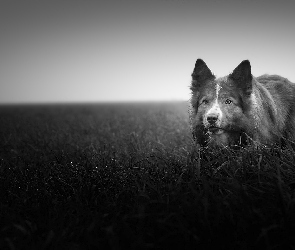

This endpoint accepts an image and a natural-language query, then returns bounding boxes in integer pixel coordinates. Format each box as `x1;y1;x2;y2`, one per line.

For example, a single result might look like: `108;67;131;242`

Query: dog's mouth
207;126;224;134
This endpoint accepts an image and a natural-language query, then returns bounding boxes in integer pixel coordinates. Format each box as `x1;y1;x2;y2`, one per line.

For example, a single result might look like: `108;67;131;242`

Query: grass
1;101;295;250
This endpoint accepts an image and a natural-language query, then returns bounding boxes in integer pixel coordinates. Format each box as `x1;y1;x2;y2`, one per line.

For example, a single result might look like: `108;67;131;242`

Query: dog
189;59;295;148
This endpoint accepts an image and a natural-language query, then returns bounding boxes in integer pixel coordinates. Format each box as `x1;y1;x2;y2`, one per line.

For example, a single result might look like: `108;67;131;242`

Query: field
1;102;295;250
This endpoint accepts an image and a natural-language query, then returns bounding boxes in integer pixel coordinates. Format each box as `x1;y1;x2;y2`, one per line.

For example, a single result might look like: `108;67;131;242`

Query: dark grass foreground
1;102;295;250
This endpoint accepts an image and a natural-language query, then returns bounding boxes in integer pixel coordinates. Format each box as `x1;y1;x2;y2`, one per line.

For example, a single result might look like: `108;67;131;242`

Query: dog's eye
225;99;232;104
201;99;209;105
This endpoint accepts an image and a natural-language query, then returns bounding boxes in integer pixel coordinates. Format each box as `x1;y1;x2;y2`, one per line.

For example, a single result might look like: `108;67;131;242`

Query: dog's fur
189;59;295;148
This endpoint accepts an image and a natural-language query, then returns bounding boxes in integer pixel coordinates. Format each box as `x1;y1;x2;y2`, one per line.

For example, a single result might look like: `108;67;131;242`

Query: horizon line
0;99;189;105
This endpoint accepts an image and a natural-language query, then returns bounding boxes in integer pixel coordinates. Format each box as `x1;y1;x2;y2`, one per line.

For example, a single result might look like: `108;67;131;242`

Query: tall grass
0;102;295;250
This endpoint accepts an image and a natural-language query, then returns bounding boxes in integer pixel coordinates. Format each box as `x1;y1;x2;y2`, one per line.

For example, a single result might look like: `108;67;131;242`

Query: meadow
1;102;295;250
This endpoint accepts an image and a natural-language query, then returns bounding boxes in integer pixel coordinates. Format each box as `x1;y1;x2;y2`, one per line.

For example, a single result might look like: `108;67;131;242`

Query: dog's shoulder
256;74;295;97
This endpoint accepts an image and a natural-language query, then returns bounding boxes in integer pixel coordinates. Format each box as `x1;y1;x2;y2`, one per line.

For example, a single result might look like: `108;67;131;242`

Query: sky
0;0;294;103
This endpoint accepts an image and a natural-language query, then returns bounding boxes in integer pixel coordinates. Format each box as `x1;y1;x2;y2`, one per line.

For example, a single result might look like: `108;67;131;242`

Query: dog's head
190;59;253;147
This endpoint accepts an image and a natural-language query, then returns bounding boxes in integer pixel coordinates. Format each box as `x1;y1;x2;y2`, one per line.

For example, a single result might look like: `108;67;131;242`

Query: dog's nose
207;115;218;125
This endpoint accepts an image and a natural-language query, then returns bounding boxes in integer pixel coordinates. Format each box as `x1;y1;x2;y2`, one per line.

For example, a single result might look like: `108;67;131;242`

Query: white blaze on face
205;82;223;122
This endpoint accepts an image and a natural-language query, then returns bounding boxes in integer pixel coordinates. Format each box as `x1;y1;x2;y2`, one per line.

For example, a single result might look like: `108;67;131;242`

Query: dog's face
190;59;252;147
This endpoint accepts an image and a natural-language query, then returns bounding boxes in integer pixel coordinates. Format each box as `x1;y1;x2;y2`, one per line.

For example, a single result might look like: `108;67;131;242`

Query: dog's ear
230;60;252;81
191;59;214;84
229;60;253;94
